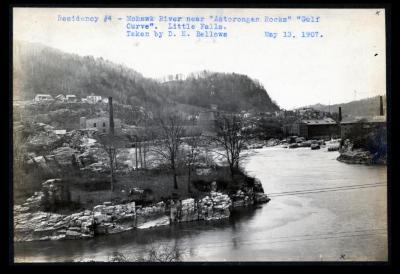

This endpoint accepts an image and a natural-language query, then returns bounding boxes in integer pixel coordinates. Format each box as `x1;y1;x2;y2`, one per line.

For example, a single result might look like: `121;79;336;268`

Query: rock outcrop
14;209;95;241
170;192;231;223
25;123;61;152
51;146;79;166
337;139;374;165
93;202;137;234
337;149;373;164
15;182;258;242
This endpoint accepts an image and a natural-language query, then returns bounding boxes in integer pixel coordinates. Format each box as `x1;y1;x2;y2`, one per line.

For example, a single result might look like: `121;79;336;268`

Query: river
14;146;387;262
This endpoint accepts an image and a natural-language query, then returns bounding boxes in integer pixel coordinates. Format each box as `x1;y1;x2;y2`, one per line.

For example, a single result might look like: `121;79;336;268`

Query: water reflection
14;206;260;262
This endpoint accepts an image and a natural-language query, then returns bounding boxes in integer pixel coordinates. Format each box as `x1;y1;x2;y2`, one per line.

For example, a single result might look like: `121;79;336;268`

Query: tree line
15;41;279;114
95;108;250;193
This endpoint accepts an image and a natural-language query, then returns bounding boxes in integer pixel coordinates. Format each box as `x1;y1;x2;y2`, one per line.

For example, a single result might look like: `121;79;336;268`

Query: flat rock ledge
337;149;386;165
14;181;270;242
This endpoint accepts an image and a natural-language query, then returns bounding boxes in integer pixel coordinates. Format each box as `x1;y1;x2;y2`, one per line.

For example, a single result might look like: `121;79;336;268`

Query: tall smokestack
379;96;384;116
109;97;114;135
338;107;342;122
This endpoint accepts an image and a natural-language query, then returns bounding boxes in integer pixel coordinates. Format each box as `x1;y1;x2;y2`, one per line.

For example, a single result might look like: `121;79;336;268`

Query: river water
14;146;387;262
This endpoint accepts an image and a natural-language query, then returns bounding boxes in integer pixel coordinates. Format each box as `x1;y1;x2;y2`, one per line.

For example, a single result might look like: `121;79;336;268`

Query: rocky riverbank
337;139;387;165
14;179;269;242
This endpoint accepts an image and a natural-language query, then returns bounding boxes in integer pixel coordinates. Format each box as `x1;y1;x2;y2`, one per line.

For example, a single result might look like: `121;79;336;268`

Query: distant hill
305;95;386;118
161;71;280;113
13;41;168;112
13;41;280;114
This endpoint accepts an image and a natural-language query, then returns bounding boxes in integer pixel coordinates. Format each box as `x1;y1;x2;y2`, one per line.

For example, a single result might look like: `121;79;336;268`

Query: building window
103;129;106;133
103;122;106;127
93;123;96;127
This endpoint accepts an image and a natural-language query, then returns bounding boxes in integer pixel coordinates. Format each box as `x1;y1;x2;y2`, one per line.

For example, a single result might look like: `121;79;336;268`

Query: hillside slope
14;41;168;111
305;95;386;117
13;41;280;113
161;71;280;113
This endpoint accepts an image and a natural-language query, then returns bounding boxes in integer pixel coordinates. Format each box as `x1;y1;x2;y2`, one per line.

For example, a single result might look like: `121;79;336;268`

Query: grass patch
14;164;259;213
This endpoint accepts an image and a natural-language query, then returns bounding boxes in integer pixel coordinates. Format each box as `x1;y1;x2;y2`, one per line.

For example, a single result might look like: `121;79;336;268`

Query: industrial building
283;118;339;139
80;116;122;134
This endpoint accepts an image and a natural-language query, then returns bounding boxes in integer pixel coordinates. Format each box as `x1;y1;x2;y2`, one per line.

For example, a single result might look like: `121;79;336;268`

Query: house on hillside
34;94;53;102
66;95;78;102
53;129;67;135
80;116;122;134
86;95;102;104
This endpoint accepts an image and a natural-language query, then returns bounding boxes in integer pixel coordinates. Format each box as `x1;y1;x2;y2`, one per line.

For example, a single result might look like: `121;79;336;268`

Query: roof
86;116;121;122
341;116;386;124
35;94;52;97
53;129;67;134
300;118;337;125
66;94;77;97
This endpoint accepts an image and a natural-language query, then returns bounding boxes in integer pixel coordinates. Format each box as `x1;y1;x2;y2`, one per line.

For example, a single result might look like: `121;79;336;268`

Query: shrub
346;122;387;156
192;179;211;192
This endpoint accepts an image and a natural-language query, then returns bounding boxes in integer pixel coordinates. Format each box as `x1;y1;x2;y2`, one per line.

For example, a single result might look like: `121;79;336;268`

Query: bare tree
146;244;184;262
130;108;152;172
140;111;153;169
108;244;186;262
211;113;249;179
184;116;202;193
94;133;127;192
152;111;185;189
108;251;128;262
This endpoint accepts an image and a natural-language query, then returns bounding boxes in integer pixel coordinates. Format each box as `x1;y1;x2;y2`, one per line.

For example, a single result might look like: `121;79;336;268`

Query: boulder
26;129;61;152
289;143;299;149
328;144;340;151
65;230;82;239
42;178;71;207
137;216;170;229
51;146;79;166
311;144;320;150
265;138;280;147
254;193;270;204
300;140;312;147
337;149;373;165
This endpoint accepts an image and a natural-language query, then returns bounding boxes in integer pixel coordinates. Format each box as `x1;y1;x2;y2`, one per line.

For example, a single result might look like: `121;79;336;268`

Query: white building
86;95;102;104
34;94;53;102
53;129;67;135
66;95;77;102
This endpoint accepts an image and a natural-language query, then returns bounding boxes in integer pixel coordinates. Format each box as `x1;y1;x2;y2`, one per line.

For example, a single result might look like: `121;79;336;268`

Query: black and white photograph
11;7;388;263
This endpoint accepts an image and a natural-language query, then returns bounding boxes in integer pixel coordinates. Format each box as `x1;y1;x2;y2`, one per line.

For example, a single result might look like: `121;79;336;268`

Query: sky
13;8;386;110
